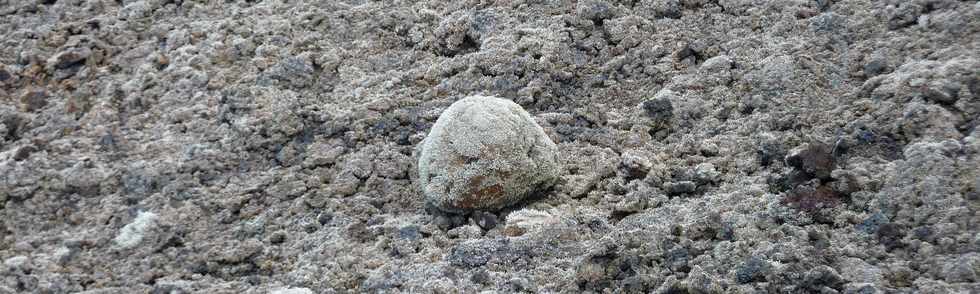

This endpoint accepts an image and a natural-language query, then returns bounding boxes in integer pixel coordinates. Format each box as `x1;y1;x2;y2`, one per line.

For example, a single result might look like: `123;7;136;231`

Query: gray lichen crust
419;96;560;212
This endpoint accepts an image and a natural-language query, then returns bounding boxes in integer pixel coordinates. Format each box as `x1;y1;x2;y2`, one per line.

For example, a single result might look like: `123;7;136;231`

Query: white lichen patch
114;211;159;249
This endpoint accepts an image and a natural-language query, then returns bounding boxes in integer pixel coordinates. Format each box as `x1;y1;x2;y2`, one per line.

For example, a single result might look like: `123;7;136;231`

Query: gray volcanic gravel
0;0;978;293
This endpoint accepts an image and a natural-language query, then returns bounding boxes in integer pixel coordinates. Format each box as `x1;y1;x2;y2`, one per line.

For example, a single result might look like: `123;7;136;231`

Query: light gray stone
419;96;560;212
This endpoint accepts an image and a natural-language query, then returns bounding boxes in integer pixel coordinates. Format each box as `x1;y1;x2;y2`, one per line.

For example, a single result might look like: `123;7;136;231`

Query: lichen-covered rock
418;96;560;212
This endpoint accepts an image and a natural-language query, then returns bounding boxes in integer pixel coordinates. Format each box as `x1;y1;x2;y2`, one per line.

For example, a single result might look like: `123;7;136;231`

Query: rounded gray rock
419;96;560;212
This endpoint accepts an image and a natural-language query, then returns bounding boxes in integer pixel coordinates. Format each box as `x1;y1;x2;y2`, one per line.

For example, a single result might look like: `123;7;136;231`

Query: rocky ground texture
1;0;978;293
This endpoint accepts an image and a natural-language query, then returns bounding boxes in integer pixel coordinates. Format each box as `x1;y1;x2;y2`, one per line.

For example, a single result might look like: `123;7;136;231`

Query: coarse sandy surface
1;0;978;293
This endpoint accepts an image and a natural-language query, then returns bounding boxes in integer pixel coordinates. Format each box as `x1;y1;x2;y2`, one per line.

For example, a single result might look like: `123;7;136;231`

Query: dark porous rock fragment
757;136;786;167
815;0;832;11
943;254;980;283
258;55;316;89
808;229;831;249
471;211;498;230
432;212;468;230
575;0;614;23
19;89;48;112
347;221;377;243
856;212;888;234
911;226;935;243
575;257;607;289
46;47;91;70
785;142;836;181
803;265;845;292
665;247;690;273
618;151;651;181
863;57;889;77
887;3;922;30
641;90;675;128
781;184;843;222
397;225;421;241
12;145;37;161
648;0;681;19
921;80;961;104
664;181;696;196
507;277;535;292
0;65;12;84
642;97;674;119
575;249;647;291
448;238;520;268
844;283;882;294
845;130;905;161
735;256;771;284
809;12;844;33
268;230;286;244
876;223;906;251
470;269;491;285
674;42;700;65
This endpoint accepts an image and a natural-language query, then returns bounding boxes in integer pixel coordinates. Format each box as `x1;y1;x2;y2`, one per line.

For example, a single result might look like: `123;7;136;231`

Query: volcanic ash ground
0;1;978;293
